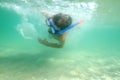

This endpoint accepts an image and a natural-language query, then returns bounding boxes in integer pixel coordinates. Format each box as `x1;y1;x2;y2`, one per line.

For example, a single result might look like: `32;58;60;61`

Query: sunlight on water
0;0;120;80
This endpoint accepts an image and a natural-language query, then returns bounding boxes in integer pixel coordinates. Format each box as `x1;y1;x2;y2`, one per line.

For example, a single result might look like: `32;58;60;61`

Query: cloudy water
0;0;120;80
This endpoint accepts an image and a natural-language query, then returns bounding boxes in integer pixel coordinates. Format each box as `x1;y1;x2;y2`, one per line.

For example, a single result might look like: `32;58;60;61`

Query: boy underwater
38;12;83;48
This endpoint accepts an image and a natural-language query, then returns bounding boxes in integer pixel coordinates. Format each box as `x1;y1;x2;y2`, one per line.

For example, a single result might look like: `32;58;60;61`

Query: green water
0;0;120;80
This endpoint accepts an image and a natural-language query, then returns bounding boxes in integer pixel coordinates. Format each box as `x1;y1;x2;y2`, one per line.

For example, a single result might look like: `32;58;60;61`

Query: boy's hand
38;38;48;44
41;10;54;18
41;10;49;16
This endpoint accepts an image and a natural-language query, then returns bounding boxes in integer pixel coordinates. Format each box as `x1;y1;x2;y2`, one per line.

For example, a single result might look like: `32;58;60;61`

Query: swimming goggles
46;17;84;34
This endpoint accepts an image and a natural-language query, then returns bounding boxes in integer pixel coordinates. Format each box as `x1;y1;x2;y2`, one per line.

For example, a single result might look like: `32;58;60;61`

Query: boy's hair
52;13;72;30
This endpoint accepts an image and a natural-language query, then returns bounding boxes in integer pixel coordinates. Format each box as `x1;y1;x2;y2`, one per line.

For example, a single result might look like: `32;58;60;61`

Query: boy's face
52;13;72;30
58;18;67;25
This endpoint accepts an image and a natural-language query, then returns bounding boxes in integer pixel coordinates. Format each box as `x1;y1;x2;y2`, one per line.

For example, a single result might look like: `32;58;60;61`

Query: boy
38;12;83;48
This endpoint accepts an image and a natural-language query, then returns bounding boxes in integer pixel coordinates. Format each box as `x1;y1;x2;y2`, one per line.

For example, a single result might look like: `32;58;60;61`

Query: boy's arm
38;33;66;48
38;38;64;48
41;11;54;18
